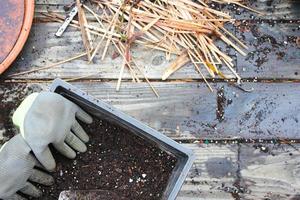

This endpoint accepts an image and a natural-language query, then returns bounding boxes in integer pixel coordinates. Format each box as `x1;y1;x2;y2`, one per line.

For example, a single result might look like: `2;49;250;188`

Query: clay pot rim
0;0;35;74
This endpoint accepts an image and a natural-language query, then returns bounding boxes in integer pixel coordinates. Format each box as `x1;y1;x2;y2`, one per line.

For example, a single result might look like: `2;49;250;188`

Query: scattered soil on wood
38;117;177;200
0;83;42;145
216;86;226;122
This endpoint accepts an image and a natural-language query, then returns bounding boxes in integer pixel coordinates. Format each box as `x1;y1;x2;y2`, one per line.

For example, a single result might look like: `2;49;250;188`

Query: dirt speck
216;87;226;122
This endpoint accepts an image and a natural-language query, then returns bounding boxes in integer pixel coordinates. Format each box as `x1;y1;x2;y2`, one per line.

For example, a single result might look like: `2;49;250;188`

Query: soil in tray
37;117;178;200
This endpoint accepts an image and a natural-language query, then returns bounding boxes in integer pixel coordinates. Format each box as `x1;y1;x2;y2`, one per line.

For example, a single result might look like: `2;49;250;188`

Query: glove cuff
12;93;39;130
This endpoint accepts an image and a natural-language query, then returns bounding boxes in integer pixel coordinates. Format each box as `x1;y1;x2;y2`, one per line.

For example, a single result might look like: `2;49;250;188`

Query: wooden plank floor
1;82;300;140
1;0;300;199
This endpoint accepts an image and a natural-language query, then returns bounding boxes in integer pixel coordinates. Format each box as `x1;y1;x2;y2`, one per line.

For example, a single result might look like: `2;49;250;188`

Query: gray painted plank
4;23;235;80
1;81;300;139
235;21;300;79
215;82;300;139
4;22;298;80
0;82;217;140
218;0;300;20
239;143;300;199
178;144;238;200
34;0;300;20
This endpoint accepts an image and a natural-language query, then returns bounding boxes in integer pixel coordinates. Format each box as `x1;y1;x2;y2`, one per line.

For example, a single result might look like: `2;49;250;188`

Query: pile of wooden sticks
18;0;259;96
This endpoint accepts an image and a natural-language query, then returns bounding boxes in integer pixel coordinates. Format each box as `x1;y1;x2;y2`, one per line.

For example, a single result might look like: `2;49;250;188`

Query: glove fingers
28;153;47;171
3;194;27;200
75;107;93;124
35;147;56;172
53;142;76;159
71;120;89;143
29;169;54;186
65;132;87;153
19;182;42;198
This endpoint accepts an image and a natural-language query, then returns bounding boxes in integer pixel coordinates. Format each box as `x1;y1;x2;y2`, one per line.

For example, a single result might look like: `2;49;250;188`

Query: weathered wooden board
182;143;300;200
219;0;300;20
34;0;300;20
4;10;299;80
1;81;300;139
239;143;300;199
215;82;300;139
235;21;300;79
0;82;217;140
4;21;300;80
4;21;235;80
178;144;239;200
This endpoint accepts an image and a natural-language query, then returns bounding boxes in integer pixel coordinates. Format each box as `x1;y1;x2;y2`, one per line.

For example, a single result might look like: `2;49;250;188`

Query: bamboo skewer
132;59;160;98
9;52;88;77
116;59;126;91
188;51;213;92
211;0;263;15
162;50;190;80
76;0;92;60
64;73;100;82
112;40;140;83
101;5;122;60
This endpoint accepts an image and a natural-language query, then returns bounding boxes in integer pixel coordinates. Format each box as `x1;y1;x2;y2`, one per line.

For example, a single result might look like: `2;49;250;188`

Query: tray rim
50;78;196;200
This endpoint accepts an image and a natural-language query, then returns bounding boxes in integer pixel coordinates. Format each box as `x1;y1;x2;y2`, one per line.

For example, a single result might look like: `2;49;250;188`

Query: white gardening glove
12;92;93;172
0;134;54;200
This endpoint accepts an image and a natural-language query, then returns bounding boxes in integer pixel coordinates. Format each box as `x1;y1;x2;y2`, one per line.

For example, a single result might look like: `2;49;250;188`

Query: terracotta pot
0;0;35;74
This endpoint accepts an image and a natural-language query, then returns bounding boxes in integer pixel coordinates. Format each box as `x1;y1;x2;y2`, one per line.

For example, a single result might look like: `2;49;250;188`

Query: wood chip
162;50;190;80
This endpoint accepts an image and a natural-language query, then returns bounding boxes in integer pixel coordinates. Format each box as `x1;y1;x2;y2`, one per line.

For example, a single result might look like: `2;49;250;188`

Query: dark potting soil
38;117;177;200
0;83;43;145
